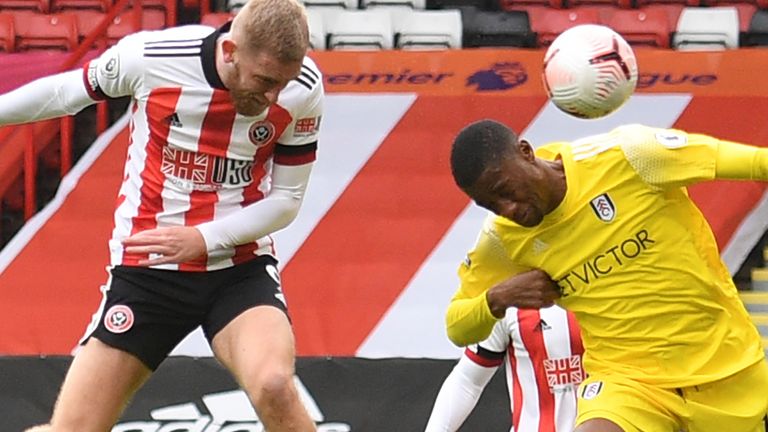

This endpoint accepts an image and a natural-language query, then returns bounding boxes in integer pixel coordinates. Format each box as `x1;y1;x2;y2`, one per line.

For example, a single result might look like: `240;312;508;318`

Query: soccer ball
542;24;638;119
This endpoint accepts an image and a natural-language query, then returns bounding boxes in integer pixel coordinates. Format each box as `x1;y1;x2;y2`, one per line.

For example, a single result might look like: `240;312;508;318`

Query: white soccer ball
542;24;638;119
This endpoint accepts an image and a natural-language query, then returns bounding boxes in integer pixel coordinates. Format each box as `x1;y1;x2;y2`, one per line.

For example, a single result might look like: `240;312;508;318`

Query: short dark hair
450;119;517;190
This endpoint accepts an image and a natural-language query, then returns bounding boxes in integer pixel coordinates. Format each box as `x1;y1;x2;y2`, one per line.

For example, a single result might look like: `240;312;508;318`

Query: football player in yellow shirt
446;119;768;432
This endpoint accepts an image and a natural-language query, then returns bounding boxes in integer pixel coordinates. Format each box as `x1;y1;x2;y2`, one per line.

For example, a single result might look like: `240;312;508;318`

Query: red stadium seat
638;3;684;29
200;11;233;27
0;12;14;52
0;0;48;12
603;7;672;47
51;0;110;11
632;0;700;8
524;6;602;46
74;8;165;46
499;0;565;10
14;11;78;51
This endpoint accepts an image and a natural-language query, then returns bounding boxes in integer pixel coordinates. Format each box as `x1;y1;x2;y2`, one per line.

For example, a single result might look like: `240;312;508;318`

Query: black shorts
82;255;288;370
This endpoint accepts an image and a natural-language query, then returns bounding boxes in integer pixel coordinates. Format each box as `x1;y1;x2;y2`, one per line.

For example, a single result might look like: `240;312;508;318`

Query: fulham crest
104;305;134;333
590;193;616;222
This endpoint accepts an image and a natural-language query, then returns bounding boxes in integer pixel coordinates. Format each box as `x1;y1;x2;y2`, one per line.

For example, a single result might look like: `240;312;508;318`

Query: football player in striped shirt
426;305;583;432
446;119;768;432
1;1;323;431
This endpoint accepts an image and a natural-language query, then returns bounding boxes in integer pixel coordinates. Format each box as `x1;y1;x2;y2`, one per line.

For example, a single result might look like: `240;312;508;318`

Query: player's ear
221;38;237;63
519;139;535;161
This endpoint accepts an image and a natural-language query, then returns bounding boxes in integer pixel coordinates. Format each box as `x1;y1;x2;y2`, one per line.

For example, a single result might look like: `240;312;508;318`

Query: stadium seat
672;6;740;50
394;8;462;49
0;12;14;52
426;0;499;10
0;0;49;12
637;3;684;29
632;0;701;7
566;0;630;9
742;8;768;46
524;6;601;46
604;7;672;47
74;9;165;46
306;6;326;49
460;7;535;47
50;0;110;11
361;0;426;7
326;9;394;49
499;0;565;9
14;11;78;51
702;0;768;9
200;11;233;27
301;0;357;7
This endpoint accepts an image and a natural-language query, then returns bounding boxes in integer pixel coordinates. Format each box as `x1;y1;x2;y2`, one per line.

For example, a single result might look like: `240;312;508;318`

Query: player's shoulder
116;25;212;56
291;55;324;94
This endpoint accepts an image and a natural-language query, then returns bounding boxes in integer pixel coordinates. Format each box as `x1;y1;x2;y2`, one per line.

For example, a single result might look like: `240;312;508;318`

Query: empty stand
0;0;48;12
525;6;601;46
742;8;768;45
499;0;565;10
326;9;394;49
426;0;499;10
306;6;327;49
394;8;461;49
0;12;13;51
632;0;701;7
14;11;78;51
74;8;166;46
200;11;233;27
604;7;672;47
50;0;110;11
460;7;536;47
673;6;740;50
702;0;768;9
361;0;426;7
301;0;357;7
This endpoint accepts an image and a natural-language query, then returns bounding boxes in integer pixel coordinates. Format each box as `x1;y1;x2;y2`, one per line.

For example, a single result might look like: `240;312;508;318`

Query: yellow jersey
448;124;765;387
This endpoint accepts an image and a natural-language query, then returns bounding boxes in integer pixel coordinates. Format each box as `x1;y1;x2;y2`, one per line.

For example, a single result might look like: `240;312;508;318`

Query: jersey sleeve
619;124;768;189
273;58;323;167
82;32;145;100
446;215;528;346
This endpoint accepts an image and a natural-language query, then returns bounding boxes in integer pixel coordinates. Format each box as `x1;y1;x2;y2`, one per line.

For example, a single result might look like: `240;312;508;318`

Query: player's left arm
619;125;768;189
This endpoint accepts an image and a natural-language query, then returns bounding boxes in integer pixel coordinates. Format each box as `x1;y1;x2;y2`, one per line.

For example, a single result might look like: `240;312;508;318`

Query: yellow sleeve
445;216;528;346
619;125;768;188
619;126;718;189
715;140;768;180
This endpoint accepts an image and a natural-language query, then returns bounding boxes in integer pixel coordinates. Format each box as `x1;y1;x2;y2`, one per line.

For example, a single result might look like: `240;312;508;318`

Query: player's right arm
0;33;142;126
425;320;509;432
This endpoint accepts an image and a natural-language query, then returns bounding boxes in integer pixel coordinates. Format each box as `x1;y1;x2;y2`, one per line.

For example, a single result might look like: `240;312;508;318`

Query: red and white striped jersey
81;23;323;271
465;306;584;432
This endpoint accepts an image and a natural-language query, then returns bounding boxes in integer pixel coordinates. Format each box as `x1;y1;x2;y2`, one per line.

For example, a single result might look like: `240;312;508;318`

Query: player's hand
486;269;562;317
122;226;207;266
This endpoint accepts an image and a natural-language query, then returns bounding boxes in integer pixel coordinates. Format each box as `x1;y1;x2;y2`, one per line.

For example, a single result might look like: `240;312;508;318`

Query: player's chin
233;101;268;117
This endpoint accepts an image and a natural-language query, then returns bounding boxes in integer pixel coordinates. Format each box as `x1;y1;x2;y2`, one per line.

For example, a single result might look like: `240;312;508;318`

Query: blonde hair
230;0;309;63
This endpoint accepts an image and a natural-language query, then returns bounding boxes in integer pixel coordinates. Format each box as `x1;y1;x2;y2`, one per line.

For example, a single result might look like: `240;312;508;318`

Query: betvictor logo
113;377;351;431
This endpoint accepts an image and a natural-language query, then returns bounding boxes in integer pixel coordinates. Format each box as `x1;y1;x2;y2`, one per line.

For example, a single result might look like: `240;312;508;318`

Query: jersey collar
201;21;230;90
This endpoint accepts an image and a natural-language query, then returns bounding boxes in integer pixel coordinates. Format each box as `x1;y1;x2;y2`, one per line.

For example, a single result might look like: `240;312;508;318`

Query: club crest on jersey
590;193;616;222
655;131;687;149
104;305;134;334
248;121;275;147
581;381;603;400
